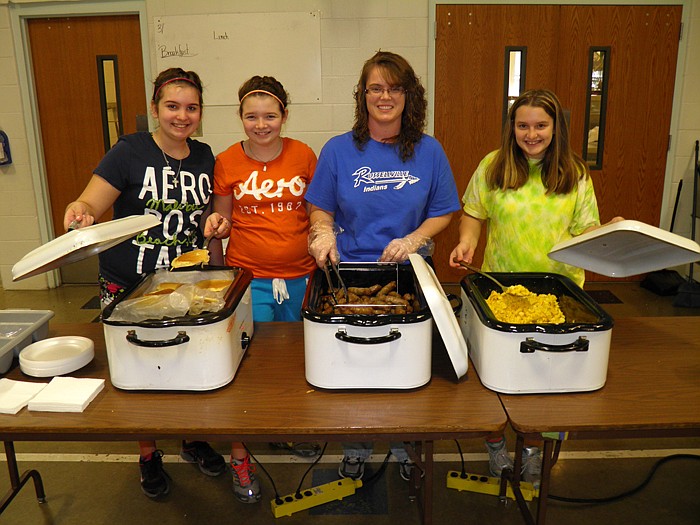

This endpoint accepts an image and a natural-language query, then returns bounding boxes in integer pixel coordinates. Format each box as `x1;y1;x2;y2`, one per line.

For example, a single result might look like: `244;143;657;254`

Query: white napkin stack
27;377;105;413
0;378;47;414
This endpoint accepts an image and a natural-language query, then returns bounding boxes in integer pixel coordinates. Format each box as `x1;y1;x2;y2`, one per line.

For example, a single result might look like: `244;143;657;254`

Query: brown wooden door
434;4;561;282
434;4;681;283
28;15;146;283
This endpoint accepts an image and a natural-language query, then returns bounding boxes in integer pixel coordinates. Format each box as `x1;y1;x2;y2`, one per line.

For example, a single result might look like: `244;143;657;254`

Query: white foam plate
19;336;94;377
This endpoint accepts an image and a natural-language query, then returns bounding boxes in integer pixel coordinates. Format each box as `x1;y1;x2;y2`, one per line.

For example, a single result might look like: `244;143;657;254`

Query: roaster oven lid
409;254;468;379
548;219;700;278
12;215;161;281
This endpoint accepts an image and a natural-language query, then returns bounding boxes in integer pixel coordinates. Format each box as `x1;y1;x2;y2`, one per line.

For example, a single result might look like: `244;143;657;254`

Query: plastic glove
379;232;430;263
308;221;339;267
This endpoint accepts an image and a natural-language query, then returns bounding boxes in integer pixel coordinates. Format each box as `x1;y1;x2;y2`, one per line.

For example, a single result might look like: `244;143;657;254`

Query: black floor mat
308;467;388;515
586;290;622;304
81;296;101;309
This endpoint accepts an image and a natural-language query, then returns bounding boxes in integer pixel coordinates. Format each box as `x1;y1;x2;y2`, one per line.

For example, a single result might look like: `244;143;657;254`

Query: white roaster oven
459;218;700;395
460;272;614;394
301;255;468;389
11;216;256;391
101;267;253;391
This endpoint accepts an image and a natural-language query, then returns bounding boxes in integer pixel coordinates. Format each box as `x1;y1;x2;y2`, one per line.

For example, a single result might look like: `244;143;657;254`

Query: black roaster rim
461;271;615;334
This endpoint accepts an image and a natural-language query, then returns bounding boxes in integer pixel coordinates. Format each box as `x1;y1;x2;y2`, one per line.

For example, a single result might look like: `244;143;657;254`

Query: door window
503;47;527;128
583;48;610;169
97;56;124;152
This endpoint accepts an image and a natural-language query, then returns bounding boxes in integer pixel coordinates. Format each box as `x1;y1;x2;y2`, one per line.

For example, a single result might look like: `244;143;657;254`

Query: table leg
0;441;46;515
507;434;536;524
507;437;561;525
533;439;557;525
404;440;433;525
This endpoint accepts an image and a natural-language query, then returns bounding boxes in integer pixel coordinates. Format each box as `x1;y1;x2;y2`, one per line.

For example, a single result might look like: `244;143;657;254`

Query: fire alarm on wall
0;130;12;165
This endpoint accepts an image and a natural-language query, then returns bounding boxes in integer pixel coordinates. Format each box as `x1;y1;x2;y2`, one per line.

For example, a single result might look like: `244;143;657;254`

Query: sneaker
486;438;514;478
398;459;425;482
269;442;321;458
338;456;365;480
231;455;261;504
139;450;170;498
521;446;542;489
180;441;226;476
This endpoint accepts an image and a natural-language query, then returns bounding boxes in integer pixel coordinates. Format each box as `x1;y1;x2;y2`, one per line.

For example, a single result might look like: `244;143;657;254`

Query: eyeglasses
364;86;406;97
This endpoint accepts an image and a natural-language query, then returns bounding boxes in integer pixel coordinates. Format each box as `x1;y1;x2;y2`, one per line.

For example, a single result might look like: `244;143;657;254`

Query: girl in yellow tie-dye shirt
449;89;622;486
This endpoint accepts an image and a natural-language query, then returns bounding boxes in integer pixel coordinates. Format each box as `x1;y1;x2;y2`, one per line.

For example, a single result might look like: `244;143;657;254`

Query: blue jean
343;442;410;462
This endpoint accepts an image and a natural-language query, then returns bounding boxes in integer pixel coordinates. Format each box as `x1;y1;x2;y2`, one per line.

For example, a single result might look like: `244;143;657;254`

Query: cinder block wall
1;0;698;290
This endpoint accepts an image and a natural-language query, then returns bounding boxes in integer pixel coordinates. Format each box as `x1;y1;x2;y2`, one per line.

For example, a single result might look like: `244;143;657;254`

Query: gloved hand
308;221;339;267
379;232;431;263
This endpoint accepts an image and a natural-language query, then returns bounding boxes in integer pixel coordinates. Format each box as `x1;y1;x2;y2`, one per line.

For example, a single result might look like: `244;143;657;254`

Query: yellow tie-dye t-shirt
462;151;600;287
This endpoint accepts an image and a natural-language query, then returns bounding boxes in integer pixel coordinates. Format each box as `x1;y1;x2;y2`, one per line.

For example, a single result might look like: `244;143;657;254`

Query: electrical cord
246;442;368;504
294;442;328;497
361;450;392;485
244;444;282;503
452;440;699;504
246;443;416;504
245;442;335;504
547;454;700;504
454;439;468;476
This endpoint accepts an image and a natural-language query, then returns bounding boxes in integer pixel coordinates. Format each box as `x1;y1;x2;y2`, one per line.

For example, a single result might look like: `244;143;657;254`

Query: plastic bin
0;309;54;373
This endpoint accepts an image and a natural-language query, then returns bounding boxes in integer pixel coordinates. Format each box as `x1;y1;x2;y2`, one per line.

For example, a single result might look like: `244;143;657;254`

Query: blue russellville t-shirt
93;131;215;288
304;132;460;262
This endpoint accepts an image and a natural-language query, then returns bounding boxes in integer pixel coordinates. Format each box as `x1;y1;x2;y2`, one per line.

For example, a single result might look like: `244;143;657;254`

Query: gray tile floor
1;280;700;524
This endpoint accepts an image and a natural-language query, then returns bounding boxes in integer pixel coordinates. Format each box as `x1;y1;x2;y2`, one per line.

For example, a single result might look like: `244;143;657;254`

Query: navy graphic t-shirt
94;132;215;288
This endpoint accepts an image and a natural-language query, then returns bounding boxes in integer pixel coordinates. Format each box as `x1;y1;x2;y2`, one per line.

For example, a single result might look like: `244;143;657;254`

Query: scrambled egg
486;285;565;324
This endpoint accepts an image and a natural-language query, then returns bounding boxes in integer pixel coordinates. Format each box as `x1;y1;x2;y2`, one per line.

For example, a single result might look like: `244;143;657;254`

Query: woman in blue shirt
305;50;460;482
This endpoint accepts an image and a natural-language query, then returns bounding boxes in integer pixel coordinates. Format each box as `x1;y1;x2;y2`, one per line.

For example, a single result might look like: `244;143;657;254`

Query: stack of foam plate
19;336;94;377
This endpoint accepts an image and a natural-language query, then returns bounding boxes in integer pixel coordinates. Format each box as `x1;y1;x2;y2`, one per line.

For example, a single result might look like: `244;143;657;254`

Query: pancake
171;249;210;268
195;279;232;292
145;282;183;296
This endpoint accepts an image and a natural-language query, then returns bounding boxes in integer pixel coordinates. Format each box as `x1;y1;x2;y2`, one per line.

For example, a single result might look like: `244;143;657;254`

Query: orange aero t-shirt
213;137;317;279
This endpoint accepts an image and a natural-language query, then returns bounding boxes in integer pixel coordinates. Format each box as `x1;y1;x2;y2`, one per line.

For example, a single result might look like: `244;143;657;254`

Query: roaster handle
241;332;251;351
125;330;190;348
334;328;401;345
446;293;462;316
519;336;589;353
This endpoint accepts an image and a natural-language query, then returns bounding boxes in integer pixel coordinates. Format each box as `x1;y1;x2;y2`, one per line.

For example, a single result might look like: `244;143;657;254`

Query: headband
240;89;286;108
154;77;200;100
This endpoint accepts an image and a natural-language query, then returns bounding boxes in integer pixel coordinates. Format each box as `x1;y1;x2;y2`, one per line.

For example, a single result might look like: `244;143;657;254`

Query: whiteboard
154;12;321;106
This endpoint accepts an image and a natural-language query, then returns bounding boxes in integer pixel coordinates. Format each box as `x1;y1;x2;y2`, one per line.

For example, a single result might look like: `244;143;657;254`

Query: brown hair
486;89;589;194
237;76;289;117
352;51;427;162
152;68;203;106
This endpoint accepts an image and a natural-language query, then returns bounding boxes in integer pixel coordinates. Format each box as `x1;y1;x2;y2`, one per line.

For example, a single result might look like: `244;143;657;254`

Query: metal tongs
322;260;348;304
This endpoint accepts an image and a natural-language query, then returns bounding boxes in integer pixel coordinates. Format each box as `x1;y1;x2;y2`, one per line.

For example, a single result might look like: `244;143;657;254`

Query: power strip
446;471;539;501
271;478;363;518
